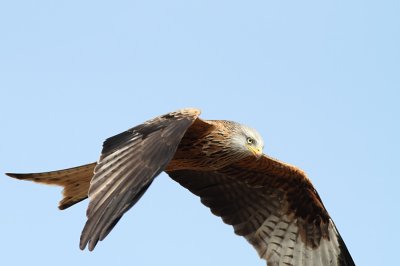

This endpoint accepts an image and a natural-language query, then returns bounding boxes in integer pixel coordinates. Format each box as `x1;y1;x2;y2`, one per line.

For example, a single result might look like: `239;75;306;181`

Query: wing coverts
80;109;200;250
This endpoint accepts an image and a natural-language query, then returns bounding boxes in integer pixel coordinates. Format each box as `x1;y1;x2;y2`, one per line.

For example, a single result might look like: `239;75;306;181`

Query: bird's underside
6;108;355;266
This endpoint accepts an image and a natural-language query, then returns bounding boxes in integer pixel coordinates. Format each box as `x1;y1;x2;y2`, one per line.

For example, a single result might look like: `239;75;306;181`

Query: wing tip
79;241;88;251
79;235;98;252
79;233;89;251
5;172;27;179
337;232;356;265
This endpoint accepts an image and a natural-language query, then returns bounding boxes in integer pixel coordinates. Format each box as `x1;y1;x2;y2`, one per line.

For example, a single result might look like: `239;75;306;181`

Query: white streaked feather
319;238;330;265
245;214;346;266
293;236;305;266
90;146;138;196
278;221;297;265
89;161;142;213
90;144;138;187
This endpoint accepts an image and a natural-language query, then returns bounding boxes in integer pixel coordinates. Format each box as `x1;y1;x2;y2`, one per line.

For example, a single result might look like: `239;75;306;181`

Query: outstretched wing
168;155;355;266
80;108;201;251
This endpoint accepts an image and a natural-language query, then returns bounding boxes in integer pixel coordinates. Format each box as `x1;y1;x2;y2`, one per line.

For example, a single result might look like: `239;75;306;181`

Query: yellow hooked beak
248;146;263;159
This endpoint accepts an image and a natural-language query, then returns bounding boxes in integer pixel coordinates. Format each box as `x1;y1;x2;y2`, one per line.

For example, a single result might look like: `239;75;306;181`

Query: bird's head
231;124;264;159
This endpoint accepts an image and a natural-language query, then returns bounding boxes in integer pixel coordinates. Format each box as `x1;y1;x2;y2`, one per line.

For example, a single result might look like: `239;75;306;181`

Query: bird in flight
7;108;355;266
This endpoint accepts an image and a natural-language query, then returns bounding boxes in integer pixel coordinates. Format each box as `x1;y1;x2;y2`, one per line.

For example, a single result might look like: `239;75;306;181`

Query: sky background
1;1;399;265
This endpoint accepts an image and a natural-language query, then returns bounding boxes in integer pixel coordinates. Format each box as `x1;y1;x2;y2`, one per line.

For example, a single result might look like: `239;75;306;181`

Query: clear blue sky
1;1;399;265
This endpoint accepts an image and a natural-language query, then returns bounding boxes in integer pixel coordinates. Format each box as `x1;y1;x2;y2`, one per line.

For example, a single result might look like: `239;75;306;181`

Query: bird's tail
6;162;96;210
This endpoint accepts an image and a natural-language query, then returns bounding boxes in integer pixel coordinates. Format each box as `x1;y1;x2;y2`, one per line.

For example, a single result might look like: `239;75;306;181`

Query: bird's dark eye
247;137;254;144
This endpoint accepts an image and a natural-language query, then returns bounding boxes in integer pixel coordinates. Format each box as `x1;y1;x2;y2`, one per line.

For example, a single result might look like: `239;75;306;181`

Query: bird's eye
246;137;254;144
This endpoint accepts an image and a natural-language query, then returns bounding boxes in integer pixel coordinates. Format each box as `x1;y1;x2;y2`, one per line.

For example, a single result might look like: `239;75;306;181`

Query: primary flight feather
6;108;355;266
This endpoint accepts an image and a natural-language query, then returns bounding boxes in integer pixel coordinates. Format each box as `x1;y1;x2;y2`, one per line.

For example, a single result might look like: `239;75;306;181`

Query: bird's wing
80;108;201;251
167;155;355;266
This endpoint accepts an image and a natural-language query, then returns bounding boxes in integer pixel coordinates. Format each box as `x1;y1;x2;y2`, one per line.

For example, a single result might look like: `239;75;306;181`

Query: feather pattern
79;108;201;251
167;155;355;266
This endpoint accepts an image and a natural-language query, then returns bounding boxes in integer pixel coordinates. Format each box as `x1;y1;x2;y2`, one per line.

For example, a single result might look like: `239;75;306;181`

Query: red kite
7;108;355;265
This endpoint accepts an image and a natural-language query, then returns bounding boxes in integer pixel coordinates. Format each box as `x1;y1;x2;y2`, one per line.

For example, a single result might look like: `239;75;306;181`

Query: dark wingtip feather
5;172;41;181
79;235;88;251
5;172;23;179
88;239;98;251
337;231;356;266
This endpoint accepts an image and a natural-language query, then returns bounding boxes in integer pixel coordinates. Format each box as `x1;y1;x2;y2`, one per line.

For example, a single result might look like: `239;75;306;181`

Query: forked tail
6;163;96;210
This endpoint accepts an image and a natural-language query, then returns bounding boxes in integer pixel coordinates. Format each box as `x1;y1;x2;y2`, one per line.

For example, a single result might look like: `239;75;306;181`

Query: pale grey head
229;123;265;159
